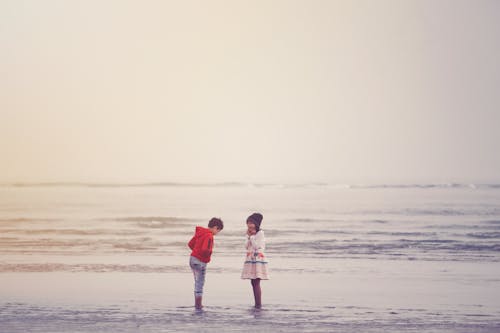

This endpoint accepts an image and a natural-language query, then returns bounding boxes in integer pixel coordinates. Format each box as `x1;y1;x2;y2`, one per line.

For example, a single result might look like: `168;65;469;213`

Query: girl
241;212;269;308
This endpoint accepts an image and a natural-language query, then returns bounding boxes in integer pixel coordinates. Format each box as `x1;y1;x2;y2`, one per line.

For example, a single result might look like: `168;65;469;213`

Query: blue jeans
190;256;207;297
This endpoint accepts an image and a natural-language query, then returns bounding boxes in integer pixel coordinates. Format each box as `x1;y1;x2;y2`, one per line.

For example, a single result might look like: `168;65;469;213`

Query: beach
1;183;500;332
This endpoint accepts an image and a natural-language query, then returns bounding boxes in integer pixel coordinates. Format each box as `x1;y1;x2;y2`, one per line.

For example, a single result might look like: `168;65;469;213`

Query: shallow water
1;183;500;331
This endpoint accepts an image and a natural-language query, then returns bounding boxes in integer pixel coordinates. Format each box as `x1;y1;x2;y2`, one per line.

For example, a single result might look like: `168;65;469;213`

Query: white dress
241;230;269;280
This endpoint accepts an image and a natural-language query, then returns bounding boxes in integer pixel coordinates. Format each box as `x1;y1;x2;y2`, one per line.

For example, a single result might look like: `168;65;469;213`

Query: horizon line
1;181;499;189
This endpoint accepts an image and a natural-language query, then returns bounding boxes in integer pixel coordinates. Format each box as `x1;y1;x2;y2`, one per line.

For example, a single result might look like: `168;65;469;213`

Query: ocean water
1;183;500;332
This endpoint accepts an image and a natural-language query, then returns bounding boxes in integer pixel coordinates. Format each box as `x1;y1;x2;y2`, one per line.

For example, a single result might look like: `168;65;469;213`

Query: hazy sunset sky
1;0;499;184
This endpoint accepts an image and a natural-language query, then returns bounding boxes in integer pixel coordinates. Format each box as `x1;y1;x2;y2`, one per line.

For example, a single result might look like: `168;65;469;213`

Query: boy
188;217;224;309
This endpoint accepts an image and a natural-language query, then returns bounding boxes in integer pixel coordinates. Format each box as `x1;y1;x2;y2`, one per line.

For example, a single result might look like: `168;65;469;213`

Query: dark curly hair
208;217;224;230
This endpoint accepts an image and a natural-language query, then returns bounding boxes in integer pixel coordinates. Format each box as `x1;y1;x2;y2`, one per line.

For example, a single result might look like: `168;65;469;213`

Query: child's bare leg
195;296;202;309
251;278;262;308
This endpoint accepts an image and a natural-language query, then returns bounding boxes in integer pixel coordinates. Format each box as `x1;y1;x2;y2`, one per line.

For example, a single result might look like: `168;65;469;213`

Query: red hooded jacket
188;226;214;263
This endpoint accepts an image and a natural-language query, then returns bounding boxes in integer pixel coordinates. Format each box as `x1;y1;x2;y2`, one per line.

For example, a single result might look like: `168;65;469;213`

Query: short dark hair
208;217;224;230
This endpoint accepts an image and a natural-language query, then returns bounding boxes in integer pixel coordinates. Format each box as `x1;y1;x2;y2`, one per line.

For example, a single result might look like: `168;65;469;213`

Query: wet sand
1;259;500;332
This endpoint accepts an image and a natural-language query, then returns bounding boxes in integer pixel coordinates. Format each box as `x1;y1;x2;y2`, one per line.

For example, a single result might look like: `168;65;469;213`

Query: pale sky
1;0;499;184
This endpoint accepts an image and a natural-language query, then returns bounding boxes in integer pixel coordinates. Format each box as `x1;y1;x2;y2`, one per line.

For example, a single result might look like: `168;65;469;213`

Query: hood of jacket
194;226;211;238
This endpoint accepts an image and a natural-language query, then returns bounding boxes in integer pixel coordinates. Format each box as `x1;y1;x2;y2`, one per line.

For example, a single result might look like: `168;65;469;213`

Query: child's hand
247;224;257;236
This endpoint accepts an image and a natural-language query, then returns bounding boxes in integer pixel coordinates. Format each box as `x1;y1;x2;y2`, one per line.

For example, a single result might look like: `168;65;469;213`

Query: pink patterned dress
241;230;269;280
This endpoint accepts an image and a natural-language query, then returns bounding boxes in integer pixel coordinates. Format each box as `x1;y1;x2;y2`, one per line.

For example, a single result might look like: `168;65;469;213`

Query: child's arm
188;235;196;250
250;231;266;257
199;235;213;257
